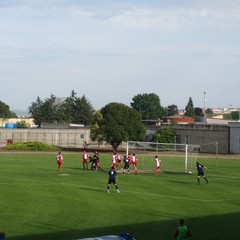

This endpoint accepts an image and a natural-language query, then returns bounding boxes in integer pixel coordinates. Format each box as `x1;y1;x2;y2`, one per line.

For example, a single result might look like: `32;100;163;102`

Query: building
141;118;240;154
173;123;229;154
163;115;195;124
1;118;240;154
0;118;35;128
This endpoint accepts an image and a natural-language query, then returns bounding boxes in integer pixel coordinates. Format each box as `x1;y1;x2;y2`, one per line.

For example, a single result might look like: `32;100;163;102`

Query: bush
4;141;60;151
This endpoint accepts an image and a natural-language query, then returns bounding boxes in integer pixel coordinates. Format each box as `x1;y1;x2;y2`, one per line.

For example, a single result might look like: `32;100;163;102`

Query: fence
0;128;91;148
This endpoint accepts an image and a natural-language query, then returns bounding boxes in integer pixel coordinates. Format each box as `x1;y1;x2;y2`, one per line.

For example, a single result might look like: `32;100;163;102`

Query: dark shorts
108;179;116;184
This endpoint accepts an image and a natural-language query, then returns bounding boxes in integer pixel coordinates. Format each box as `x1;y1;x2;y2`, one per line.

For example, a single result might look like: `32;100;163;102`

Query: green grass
0;152;240;240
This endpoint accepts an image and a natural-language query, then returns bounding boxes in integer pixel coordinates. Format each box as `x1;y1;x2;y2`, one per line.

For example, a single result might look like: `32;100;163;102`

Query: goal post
126;141;205;173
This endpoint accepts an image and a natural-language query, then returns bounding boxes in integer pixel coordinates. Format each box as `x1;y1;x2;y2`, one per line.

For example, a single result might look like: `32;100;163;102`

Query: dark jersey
196;163;204;175
123;158;130;169
92;154;99;164
108;169;117;184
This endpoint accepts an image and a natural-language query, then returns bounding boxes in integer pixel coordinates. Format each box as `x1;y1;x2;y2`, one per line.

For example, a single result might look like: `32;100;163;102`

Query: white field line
0;175;239;203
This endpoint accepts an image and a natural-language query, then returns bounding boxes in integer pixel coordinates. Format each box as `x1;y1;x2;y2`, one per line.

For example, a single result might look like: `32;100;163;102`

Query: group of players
56;151;209;186
57;150;170;177
82;150;140;175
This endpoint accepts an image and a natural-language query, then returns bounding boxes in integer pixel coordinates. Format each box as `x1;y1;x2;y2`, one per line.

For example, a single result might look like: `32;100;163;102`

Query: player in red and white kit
131;153;138;175
111;152;117;170
155;155;161;175
116;152;123;170
82;151;89;169
56;152;63;171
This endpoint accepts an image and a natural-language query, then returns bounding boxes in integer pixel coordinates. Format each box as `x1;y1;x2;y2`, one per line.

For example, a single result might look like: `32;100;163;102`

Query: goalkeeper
196;161;209;184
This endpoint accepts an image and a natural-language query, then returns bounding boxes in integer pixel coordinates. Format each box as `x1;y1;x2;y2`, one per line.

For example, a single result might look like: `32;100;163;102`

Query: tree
73;95;94;126
0;100;17;118
28;97;44;126
90;111;105;147
16;120;29;128
29;94;63;126
195;107;204;117
41;94;61;123
131;93;165;120
151;126;176;143
184;97;195;118
60;91;94;125
97;102;146;151
165;104;179;116
29;91;94;127
61;90;76;123
231;111;240;120
205;108;213;115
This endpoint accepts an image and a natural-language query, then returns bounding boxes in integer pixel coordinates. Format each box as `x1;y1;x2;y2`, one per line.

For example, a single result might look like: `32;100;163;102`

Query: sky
1;0;240;112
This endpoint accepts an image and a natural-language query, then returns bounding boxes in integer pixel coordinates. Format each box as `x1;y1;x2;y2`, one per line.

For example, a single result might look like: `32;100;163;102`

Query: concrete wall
0;128;91;148
2;122;240;154
173;124;229;154
228;122;240;154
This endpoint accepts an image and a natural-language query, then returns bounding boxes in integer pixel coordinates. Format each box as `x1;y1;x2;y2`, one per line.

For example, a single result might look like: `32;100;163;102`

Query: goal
126;141;210;173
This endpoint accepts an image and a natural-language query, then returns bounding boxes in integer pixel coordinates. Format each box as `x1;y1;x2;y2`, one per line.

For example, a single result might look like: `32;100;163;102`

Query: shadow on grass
9;212;240;240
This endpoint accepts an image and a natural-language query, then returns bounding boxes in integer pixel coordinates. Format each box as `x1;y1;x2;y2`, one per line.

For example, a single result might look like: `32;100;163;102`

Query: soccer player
174;219;192;239
89;156;96;170
123;155;130;174
155;155;161;175
116;152;123;170
56;152;63;171
107;166;120;193
95;151;103;171
111;152;117;170
90;151;99;170
196;161;209;184
131;153;138;175
82;151;89;169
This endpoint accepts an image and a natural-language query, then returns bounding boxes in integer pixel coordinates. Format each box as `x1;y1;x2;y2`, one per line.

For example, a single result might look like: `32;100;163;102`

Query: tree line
0;91;238;150
0;92;216;122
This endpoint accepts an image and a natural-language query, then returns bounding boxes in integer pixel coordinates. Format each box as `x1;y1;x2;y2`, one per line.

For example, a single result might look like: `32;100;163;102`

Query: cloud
0;1;240;110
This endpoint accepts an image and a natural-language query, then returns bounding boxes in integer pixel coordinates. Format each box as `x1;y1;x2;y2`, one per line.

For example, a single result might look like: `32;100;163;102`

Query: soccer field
0;152;240;240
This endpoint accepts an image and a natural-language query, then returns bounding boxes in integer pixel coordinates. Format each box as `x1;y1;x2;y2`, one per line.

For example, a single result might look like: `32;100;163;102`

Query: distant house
0;118;35;128
163;115;195;124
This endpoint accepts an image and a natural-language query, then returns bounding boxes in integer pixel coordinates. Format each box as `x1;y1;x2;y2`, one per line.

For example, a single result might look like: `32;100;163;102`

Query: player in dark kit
107;166;120;193
196;161;209;184
123;155;130;174
89;156;97;170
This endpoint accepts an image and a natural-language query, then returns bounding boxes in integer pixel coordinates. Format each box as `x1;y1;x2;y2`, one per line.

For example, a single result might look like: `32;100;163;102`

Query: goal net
126;141;201;173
